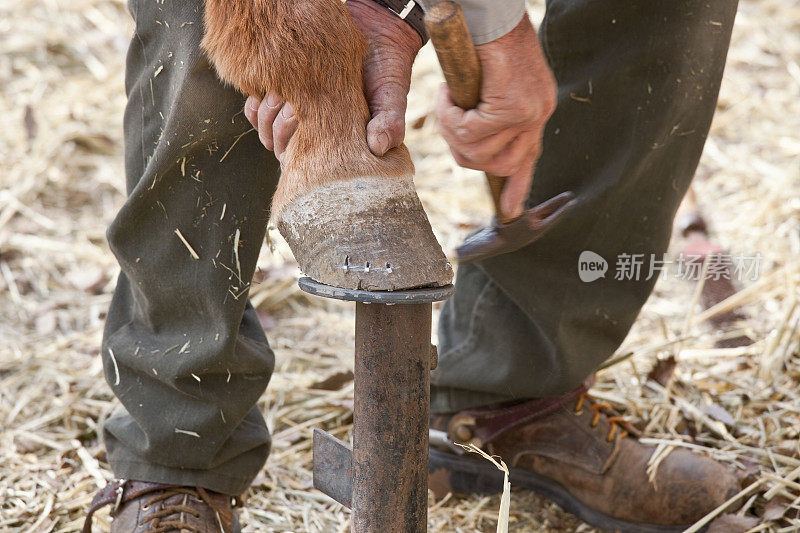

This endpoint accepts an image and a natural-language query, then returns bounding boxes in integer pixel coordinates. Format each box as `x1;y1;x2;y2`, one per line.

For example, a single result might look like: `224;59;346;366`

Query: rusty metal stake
298;277;453;532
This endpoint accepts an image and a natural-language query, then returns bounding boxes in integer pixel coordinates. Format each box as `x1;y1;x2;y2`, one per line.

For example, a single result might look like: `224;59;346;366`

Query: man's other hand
437;14;556;219
244;0;421;161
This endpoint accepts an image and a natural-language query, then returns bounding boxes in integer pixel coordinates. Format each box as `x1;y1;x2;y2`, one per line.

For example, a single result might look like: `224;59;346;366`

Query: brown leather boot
83;480;241;533
429;381;741;533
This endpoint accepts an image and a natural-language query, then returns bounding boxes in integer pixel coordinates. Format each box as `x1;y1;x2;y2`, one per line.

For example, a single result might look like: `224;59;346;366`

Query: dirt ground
2;0;800;531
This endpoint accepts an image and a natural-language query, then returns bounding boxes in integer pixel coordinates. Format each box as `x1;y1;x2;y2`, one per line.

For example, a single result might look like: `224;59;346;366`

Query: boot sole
429;448;704;533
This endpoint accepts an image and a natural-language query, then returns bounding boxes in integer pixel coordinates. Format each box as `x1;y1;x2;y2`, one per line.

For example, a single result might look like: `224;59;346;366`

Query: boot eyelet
454;424;473;442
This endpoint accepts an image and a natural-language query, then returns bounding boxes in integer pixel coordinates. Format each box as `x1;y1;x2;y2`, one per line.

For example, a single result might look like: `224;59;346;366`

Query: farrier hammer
425;1;576;264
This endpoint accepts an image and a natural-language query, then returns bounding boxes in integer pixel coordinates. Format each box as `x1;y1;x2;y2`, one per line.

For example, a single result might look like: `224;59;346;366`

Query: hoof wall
277;176;453;291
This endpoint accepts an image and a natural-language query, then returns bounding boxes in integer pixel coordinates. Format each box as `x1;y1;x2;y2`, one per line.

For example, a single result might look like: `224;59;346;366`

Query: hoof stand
277;176;453;291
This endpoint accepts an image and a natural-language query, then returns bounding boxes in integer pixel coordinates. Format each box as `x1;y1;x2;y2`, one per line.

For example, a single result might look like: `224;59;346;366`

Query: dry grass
1;0;799;531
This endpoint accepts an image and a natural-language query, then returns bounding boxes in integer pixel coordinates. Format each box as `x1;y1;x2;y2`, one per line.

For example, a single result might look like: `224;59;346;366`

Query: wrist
369;0;428;44
347;0;423;54
476;13;538;62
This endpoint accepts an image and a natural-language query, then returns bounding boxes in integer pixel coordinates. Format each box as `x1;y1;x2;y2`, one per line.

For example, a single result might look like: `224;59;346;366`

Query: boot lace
574;392;633;442
138;487;219;533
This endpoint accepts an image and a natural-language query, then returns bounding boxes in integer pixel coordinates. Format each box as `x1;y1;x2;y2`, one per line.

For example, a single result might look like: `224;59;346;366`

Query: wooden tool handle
425;1;510;224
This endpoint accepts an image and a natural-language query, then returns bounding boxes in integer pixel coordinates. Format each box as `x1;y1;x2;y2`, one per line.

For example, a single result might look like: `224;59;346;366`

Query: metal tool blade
429;429;465;455
456;191;576;264
312;428;353;508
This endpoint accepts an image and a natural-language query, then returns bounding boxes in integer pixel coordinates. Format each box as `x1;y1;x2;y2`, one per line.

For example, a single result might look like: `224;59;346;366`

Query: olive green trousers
102;0;738;494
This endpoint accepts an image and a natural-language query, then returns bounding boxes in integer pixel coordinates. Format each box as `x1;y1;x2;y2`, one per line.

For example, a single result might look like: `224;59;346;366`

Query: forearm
418;0;526;44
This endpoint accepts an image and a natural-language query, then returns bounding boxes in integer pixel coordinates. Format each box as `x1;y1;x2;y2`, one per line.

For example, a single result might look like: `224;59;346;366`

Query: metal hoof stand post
298;277;454;532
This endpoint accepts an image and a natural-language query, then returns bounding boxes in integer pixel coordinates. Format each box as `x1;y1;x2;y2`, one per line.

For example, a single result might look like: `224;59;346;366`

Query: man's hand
244;0;421;161
437;14;556;219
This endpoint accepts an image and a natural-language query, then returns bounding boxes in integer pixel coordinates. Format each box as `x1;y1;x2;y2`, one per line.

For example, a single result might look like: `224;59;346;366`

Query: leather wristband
369;0;428;44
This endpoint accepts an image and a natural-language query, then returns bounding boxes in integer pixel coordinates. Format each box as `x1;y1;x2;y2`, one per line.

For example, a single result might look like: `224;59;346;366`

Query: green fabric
431;0;739;412
431;0;737;412
102;0;279;495
103;0;738;493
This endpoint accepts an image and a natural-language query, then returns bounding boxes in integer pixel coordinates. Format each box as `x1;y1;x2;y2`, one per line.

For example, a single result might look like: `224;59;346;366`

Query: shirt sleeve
418;0;526;44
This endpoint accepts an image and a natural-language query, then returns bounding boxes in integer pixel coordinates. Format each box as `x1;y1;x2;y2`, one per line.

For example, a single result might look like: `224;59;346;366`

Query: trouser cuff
431;374;597;415
109;459;258;496
430;385;517;414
